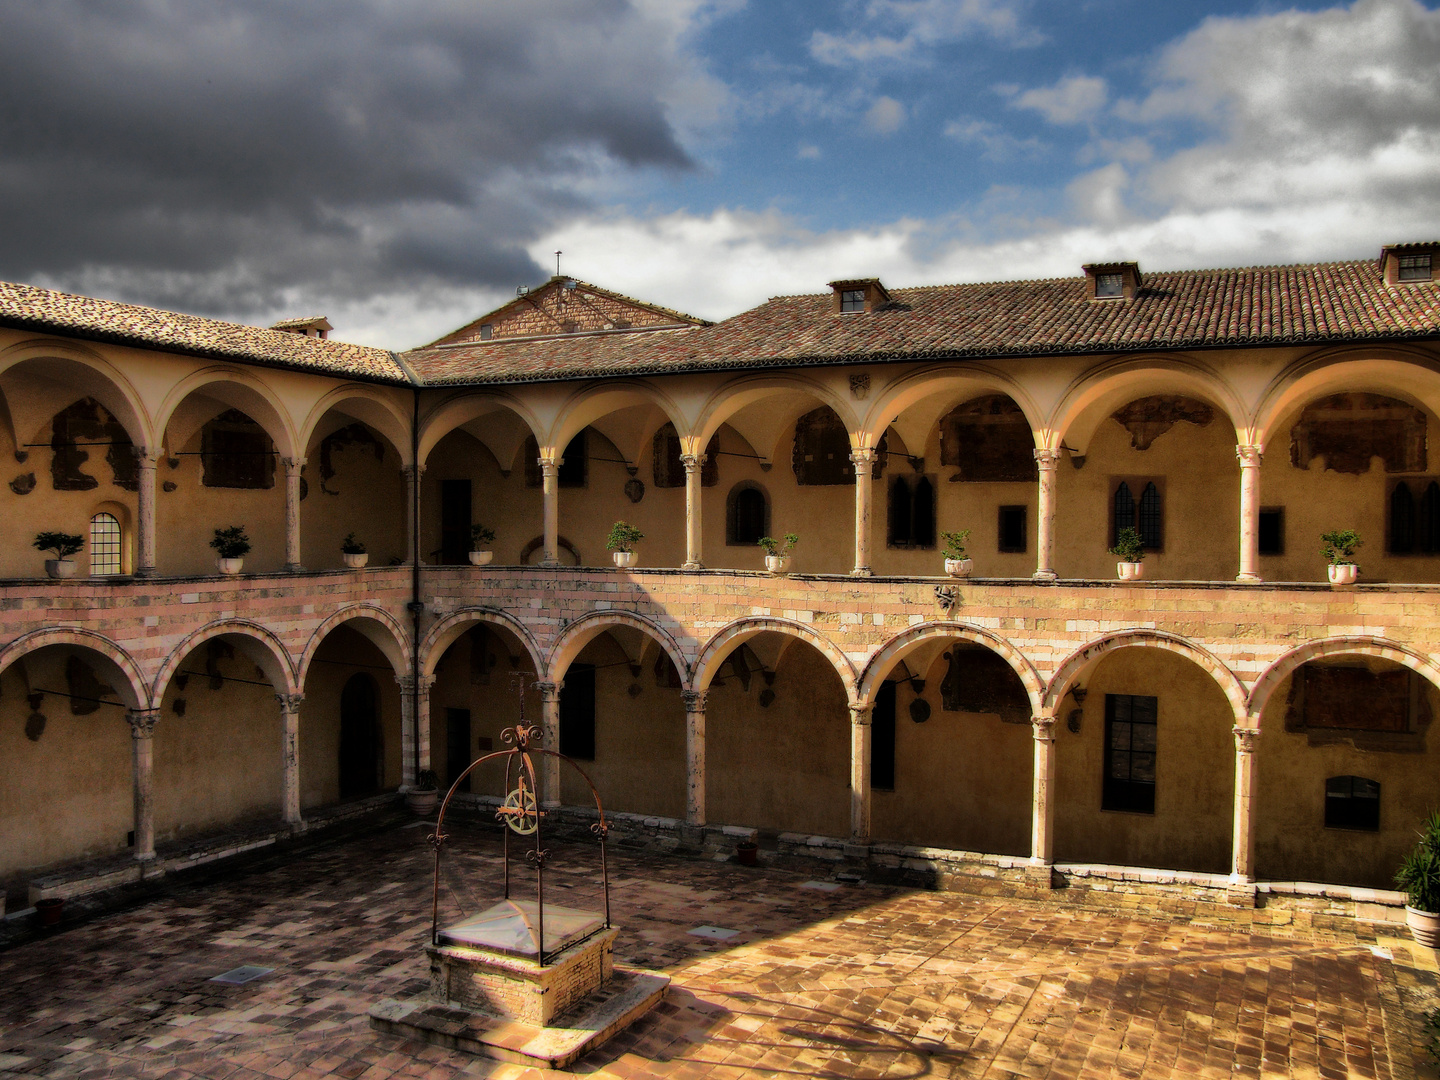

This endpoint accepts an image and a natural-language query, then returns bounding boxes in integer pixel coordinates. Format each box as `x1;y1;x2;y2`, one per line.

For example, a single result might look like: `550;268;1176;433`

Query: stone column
134;449;160;577
277;693;304;826
682;689;707;825
850;448;878;577
540;457;560;567
127;708;160;861
538;681;563;806
1231;724;1259;887
849;703;873;842
283;457;305;572
403;464;425;565
397;674;435;788
681;453;704;570
1030;713;1057;867
1236;445;1263;583
1033;449;1061;581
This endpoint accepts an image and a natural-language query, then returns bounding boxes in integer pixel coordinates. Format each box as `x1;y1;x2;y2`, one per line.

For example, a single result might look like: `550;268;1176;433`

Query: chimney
270;316;333;339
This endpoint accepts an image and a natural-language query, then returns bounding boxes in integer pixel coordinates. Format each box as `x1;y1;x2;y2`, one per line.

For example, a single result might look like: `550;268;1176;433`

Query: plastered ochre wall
1052;648;1235;874
299;626;404;808
1254;665;1440;889
299;427;407;571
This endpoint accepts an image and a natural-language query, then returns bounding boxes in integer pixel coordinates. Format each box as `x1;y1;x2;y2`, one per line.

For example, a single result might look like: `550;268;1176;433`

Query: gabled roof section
0;280;407;383
427;276;709;348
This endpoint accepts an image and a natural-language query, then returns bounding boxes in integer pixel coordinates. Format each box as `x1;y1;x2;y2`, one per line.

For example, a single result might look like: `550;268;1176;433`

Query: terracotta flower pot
35;897;64;926
1407;905;1440;947
216;557;244;576
736;842;759;866
342;552;368;568
406;788;438;816
44;559;77;579
613;551;637;568
1116;561;1144;581
1328;563;1358;585
469;551;493;566
764;555;791;574
944;557;972;578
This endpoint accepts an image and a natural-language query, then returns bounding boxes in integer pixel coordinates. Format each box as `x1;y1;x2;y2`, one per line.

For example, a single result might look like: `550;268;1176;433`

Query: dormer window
840;289;865;313
1082;261;1142;301
1379;243;1438;284
1399;254;1432;282
829;278;891;314
1095;273;1124;299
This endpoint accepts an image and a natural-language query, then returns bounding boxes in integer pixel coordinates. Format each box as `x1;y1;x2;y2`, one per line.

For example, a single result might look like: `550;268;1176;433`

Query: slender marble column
538;680;563;806
682;689;707;825
1030;713;1058;865
128;708;160;861
540;458;560;567
396;674;435;788
134;449;160;576
1231;724;1259;884
681;453;704;570
850;448;878;577
849;703;873;841
283;457;305;571
277;693;304;825
403;464;425;565
1033;449;1062;581
1236;445;1264;583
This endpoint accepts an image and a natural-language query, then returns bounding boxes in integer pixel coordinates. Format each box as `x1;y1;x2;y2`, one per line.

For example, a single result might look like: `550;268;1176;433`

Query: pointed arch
858;622;1044;714
421;608;545;679
695;617;857;700
300;385;413;468
417;389;543;470
548;609;690;688
1044;629;1247;719
297;603;412;686
155;366;299;459
1247;635;1440;723
0;627;148;710
153;619;298;701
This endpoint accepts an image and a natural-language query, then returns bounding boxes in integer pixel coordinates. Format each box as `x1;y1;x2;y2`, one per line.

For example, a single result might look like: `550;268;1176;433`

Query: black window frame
1095;272;1124;298
1110;477;1164;552
1102;693;1157;814
1258;506;1285;557
1324;775;1380;831
887;474;936;549
998;505;1027;553
1389;478;1440;554
840;289;865;313
726;482;769;546
1398;254;1433;282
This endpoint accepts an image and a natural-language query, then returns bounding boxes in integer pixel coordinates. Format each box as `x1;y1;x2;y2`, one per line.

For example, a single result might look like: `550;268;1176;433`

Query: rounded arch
297;603;412;686
1252;345;1440;449
692;373;860;451
0;337;155;449
421;608;545;679
858;622;1044;714
860;364;1046;450
1247;635;1440;723
726;480;770;546
695;617;858;700
300;385;413;468
0;627;149;710
543;379;689;456
153;619;298;702
1047;355;1249;454
548;609;690;688
417;389;543;469
155;366;299;459
1044;629;1247;718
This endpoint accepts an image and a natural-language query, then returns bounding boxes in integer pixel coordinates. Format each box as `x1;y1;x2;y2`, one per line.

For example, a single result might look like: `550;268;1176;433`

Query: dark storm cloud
0;0;696;314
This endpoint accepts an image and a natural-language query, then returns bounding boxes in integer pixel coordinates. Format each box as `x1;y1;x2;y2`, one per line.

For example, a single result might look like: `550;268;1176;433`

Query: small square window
840;289;866;313
1258;507;1284;556
1399;254;1433;282
1325;775;1379;831
998;505;1027;553
1095;273;1124;299
479;323;493;340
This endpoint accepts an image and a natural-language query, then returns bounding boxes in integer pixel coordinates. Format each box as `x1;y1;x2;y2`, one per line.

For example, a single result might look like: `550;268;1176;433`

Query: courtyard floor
1;819;1438;1080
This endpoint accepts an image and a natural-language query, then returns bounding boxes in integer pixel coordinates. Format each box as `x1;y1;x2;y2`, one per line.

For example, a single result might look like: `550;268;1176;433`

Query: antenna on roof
555;250;562;276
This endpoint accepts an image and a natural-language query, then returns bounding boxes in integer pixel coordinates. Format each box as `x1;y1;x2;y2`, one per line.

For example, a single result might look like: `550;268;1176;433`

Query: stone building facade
2;248;1440;908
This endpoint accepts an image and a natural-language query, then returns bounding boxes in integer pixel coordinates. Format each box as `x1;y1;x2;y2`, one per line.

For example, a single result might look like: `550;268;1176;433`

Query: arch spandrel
547;610;690;688
300;387;413;468
417;391;544;469
0;341;155;450
1252;349;1440;449
421;608;546;680
545;381;690;457
0;627;149;711
153;619;298;702
155;367;300;460
1246;635;1440;725
694;617;857;701
858;622;1044;715
691;375;859;452
861;366;1046;453
1043;629;1248;720
298;604;412;686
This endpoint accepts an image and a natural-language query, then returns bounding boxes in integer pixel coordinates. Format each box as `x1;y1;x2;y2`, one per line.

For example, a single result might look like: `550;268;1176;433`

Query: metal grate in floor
209;965;274;985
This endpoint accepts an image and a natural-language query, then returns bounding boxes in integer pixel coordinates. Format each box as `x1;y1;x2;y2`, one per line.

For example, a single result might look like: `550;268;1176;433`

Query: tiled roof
0;281;407;383
404;258;1440;386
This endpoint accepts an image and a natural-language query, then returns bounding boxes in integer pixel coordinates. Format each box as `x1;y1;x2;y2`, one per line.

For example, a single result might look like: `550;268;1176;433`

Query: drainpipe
392;351;426;788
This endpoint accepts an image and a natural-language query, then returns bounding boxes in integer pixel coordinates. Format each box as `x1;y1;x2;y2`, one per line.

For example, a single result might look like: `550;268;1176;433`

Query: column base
1226;881;1258;907
850;567;873;577
1234;572;1263;583
681;561;704;571
540;558;560;569
1023;862;1058;888
285;563;305;573
135;567;156;578
1031;569;1058;582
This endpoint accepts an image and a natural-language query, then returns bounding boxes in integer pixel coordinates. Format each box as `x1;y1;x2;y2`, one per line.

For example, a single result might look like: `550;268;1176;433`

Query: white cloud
865;96;907;134
810;0;1039;66
1013;75;1108;125
943;117;1044;160
796;143;823;160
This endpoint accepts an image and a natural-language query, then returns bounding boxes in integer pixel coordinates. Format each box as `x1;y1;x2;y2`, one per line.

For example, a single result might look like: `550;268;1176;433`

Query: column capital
402;463;425;482
849;447;878;466
1235;444;1263;467
1033;448;1062;469
395;674;435;696
275;692;305;713
681;689;708;712
538;456;561;474
848;702;874;725
132;447;163;468
679;453;705;473
282;456;306;472
537;680;563;702
127;708;161;738
1031;714;1057;742
1232;725;1259;754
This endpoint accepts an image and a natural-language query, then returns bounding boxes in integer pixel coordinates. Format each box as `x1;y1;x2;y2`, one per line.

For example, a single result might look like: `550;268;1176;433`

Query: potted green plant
758;533;799;573
470;524;496;566
1321;529;1362;585
1396;811;1440;947
34;531;83;579
406;768;439;816
341;532;368;569
606;521;644;568
209;525;251;575
941;529;972;578
1109;526;1145;581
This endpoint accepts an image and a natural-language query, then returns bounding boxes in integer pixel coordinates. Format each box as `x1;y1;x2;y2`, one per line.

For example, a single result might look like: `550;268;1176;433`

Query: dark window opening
479;323;493;340
445;707;472;793
1110;478;1164;551
1289;663;1414;734
872;681;897;791
887;475;935;548
939;396;1037;482
840;289;865;313
1095;273;1124;298
1290;393;1426;475
1103;693;1156;814
792;407;884;486
998;505;1027;553
50;398;137;492
1399;254;1433;282
1390;479;1440;554
338;674;380;798
652;425;719;488
440;479;472;565
559;663;596;760
1258;507;1285;556
201;409;276;489
524;431;588;488
727;483;769;546
1325;775;1380;831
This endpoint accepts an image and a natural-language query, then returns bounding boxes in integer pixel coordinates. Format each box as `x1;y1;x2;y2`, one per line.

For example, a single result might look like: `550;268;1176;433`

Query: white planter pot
1328;563;1358;585
44;558;77;579
1116;561;1144;580
469;550;493;566
612;550;637;568
216;557;244;575
765;555;791;574
944;557;972;578
1407;905;1440;948
342;552;368;568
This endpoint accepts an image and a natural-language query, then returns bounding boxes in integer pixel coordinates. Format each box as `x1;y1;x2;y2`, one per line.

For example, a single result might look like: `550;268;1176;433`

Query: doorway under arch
338;673;382;798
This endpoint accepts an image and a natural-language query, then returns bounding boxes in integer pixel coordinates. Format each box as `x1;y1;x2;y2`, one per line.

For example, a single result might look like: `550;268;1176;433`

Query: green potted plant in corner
341;532;368;569
407;768;439;816
941;529;972;578
1321;528;1362;585
470;524;496;566
34;531;84;579
1396;811;1440;947
758;533;799;573
1109;526;1145;581
210;525;251;575
606;521;644;568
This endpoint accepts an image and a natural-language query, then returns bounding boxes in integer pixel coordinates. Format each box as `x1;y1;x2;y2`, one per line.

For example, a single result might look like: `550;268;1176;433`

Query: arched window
89;513;122;575
1112;481;1134;545
1391;481;1416;553
727;483;769;546
1138;482;1163;550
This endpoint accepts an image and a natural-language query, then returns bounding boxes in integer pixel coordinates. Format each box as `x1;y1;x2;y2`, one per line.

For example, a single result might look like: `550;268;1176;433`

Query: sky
2;0;1439;348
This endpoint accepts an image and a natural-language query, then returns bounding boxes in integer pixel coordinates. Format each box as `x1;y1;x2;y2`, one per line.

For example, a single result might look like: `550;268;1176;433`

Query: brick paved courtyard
1;819;1438;1079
